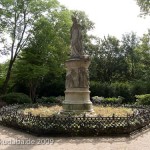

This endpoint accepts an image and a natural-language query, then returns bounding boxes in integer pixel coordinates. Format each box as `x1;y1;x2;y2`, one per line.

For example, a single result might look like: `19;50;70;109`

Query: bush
0;93;32;104
104;97;124;104
0;100;7;108
91;96;104;104
90;82;110;97
135;94;150;105
90;81;150;103
37;96;64;104
91;96;124;104
110;82;132;102
90;81;132;103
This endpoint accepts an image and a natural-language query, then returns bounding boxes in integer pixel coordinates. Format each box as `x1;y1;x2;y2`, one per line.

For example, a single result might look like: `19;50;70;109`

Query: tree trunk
29;81;37;103
1;60;14;94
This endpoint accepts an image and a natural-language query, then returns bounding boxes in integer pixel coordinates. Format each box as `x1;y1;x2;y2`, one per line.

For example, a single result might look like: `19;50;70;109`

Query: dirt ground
0;125;150;150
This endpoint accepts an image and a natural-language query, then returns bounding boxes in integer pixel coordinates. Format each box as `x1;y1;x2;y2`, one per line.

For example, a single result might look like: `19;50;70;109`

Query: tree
121;32;140;79
136;0;150;16
0;62;8;88
0;0;59;94
89;35;129;82
137;30;150;80
13;9;71;101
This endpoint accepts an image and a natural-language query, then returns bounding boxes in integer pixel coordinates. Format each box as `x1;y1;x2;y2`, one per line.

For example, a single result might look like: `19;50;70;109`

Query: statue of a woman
70;16;83;58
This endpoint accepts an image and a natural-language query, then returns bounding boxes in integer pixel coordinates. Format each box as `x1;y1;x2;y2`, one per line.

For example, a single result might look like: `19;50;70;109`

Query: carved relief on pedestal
65;67;89;89
78;67;89;88
65;69;78;88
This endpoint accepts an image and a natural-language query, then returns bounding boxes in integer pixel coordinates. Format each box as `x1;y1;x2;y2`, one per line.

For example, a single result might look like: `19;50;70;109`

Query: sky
0;0;150;63
58;0;150;39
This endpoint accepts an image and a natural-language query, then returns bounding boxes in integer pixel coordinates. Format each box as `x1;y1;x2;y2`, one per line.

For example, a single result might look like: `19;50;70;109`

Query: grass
94;106;133;117
23;105;62;117
23;105;133;117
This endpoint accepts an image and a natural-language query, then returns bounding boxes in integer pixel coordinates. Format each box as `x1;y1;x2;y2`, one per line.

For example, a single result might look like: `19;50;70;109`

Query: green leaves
11;4;71;100
0;0;69;94
136;0;150;16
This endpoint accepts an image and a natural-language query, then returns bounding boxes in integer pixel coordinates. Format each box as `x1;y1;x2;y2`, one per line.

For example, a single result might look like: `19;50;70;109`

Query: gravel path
0;125;150;150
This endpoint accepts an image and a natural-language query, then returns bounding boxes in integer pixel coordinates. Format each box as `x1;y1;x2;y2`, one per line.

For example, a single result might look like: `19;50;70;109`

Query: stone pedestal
61;56;94;114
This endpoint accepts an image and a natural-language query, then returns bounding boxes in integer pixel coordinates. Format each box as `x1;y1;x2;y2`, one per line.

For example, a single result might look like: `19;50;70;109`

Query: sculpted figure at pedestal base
78;67;89;88
65;67;89;89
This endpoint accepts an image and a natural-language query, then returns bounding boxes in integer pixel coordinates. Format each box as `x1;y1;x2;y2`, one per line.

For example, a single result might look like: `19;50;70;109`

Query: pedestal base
62;88;94;115
62;57;94;115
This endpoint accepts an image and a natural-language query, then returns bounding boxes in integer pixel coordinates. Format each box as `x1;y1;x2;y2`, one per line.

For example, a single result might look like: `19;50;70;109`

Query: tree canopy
0;0;67;93
136;0;150;16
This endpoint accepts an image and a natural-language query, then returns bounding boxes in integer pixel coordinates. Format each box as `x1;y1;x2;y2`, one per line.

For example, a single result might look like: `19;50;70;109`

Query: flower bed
0;104;150;136
22;105;133;117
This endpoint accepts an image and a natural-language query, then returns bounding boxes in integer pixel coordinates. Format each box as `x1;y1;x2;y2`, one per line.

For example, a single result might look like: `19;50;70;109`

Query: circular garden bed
0;103;150;136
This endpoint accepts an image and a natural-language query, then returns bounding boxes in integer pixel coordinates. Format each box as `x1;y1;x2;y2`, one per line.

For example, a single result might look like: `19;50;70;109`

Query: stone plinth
61;56;94;114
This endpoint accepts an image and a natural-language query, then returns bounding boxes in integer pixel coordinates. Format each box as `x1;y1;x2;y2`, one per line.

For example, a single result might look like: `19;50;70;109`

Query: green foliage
90;81;130;100
90;81;110;97
136;0;150;16
0;0;149;102
0;0;62;93
121;32;140;79
91;96;104;104
12;8;71;101
136;31;150;81
104;97;123;104
0;93;32;104
90;81;150;103
91;96;124;104
89;34;134;82
135;94;150;105
89;32;148;82
39;78;65;97
0;62;8;88
110;82;132;101
37;96;64;104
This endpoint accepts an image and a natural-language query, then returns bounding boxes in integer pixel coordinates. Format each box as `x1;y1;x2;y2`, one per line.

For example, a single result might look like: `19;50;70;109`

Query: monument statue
70;16;83;58
61;15;94;115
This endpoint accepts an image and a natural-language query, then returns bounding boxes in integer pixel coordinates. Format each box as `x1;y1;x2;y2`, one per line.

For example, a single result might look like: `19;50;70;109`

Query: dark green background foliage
90;81;150;103
0;0;150;104
0;93;32;104
135;94;150;105
37;96;64;104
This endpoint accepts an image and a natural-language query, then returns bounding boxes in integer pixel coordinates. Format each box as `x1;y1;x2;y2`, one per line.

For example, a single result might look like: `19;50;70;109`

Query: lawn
23;105;133;117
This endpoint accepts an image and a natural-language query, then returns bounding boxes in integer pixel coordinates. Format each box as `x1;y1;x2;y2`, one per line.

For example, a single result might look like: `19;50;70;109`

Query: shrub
37;96;64;104
130;81;147;98
135;94;150;105
0;100;7;108
90;81;150;103
0;93;32;104
90;81;131;103
110;82;132;102
91;96;124;104
104;97;123;104
90;81;110;97
91;96;104;104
